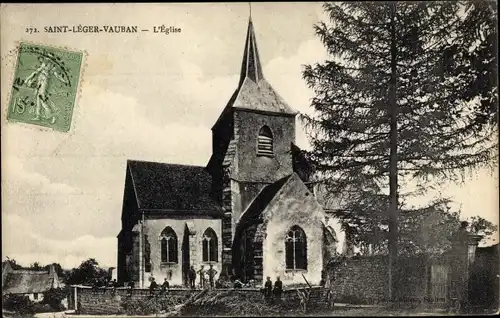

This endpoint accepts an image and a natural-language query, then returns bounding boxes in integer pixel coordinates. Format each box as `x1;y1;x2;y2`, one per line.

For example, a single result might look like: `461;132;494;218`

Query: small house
2;262;62;302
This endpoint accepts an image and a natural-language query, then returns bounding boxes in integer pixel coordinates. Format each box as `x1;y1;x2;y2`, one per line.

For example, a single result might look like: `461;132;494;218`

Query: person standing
264;276;273;302
111;279;118;295
188;266;197;289
161;278;170;295
127;280;135;297
207;265;218;290
197;265;206;289
273;276;283;304
149;278;158;297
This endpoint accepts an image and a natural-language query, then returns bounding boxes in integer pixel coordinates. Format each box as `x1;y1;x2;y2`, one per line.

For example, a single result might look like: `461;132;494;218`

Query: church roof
127;160;222;213
238;174;293;226
239;17;264;86
212;18;296;130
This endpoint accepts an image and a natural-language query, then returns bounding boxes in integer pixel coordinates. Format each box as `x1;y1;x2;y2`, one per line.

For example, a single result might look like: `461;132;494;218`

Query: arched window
202;228;218;262
160;227;178;263
257;126;273;157
285;226;307;270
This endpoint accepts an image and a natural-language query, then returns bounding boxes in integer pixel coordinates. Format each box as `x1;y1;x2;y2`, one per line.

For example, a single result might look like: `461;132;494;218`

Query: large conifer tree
302;1;497;300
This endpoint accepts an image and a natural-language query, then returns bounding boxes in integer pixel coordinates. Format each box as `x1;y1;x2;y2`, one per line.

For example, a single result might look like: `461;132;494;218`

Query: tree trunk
388;1;399;302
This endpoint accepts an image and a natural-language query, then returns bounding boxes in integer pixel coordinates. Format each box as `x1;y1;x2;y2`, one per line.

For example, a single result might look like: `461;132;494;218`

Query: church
117;17;338;288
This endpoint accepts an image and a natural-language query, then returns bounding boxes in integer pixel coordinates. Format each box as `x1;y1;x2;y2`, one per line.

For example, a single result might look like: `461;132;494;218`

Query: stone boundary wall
69;285;327;315
328;255;436;304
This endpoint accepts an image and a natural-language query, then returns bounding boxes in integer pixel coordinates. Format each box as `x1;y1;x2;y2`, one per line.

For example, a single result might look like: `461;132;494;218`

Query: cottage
2;262;62;302
117;16;339;288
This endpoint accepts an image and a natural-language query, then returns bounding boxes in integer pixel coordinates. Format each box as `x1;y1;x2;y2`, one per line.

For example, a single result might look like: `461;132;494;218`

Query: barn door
430;264;449;303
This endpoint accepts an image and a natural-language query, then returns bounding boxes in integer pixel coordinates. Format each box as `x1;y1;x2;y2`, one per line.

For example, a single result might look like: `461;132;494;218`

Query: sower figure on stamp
24;56;69;123
207;264;217;290
198;265;206;289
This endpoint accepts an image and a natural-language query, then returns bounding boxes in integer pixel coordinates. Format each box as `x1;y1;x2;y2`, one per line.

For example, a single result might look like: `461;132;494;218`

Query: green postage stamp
6;42;83;132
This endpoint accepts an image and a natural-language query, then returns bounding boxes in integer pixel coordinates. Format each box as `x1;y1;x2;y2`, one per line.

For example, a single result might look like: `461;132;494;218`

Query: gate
430;264;449;303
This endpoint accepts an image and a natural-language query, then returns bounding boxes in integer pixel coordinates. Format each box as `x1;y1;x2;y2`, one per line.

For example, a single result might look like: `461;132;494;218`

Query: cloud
2;214;116;268
2;83;216;245
264;38;330;150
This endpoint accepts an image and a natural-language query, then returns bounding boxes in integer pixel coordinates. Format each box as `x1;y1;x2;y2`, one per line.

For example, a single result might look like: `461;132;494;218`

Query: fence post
74;286;78;311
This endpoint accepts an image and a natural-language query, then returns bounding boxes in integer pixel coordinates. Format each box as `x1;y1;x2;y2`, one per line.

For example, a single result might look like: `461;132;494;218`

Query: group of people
91;278;119;294
148;277;171;296
187;264;218;290
148;264;219;295
263;276;283;303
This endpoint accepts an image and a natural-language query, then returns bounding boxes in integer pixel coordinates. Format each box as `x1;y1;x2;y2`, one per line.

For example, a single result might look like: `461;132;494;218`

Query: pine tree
302;1;497;300
451;0;498;132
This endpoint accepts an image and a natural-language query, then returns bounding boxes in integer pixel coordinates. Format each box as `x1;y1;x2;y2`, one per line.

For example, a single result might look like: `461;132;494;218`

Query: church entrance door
242;228;255;282
182;226;190;287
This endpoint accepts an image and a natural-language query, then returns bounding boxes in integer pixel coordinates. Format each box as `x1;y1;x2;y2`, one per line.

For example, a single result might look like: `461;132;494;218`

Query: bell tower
207;16;297;275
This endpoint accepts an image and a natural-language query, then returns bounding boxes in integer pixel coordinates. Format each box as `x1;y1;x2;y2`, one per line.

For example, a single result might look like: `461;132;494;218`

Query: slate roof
238;174;293;226
3;270;57;294
127;160;222;212
212;18;296;129
232;78;295;115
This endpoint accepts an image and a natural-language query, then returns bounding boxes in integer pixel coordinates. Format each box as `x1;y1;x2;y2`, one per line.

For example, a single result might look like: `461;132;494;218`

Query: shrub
42;287;68;311
182;290;283;316
32;303;53;313
120;295;176;315
2;294;35;315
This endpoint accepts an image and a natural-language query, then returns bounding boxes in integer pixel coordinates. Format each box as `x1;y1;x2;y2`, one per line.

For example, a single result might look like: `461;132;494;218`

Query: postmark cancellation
6;42;83;132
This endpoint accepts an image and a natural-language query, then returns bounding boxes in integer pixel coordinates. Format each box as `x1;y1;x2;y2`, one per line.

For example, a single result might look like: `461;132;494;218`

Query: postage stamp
6;42;83;132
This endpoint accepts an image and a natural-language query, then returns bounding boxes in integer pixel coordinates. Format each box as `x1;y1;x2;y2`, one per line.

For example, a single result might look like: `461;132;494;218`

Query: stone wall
328;255;433;304
142;217;223;287
261;174;326;287
72;286;194;315
234;110;295;183
71;285;326;315
329;256;389;304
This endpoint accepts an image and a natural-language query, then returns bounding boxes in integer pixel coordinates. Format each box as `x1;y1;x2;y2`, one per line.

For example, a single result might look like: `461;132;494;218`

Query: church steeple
210;10;297;132
239;17;264;86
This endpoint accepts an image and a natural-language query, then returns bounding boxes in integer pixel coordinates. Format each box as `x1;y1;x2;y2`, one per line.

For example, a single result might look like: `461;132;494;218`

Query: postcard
1;2;498;317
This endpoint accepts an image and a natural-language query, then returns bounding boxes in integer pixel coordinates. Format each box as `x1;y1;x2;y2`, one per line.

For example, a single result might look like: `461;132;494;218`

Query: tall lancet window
257;126;273;157
202;228;218;262
160;227;178;263
285;225;307;270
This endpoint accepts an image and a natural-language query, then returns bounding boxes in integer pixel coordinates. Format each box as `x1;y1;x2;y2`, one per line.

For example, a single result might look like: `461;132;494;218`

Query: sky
1;3;498;269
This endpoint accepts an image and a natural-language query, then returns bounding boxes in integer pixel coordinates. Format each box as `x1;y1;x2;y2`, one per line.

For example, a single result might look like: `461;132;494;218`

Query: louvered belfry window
257;126;273;157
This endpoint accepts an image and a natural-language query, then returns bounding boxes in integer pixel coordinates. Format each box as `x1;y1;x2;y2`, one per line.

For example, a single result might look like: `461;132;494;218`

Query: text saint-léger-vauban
44;25;181;34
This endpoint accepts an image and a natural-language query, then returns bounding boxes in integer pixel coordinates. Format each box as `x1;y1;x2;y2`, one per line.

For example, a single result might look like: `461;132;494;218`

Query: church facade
117;18;337;288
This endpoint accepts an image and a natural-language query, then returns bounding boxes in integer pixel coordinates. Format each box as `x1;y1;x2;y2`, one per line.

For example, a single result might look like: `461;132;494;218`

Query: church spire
239;15;264;86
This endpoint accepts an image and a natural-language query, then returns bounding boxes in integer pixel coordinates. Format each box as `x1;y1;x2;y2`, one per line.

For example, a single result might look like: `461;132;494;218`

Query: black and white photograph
1;2;498;317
